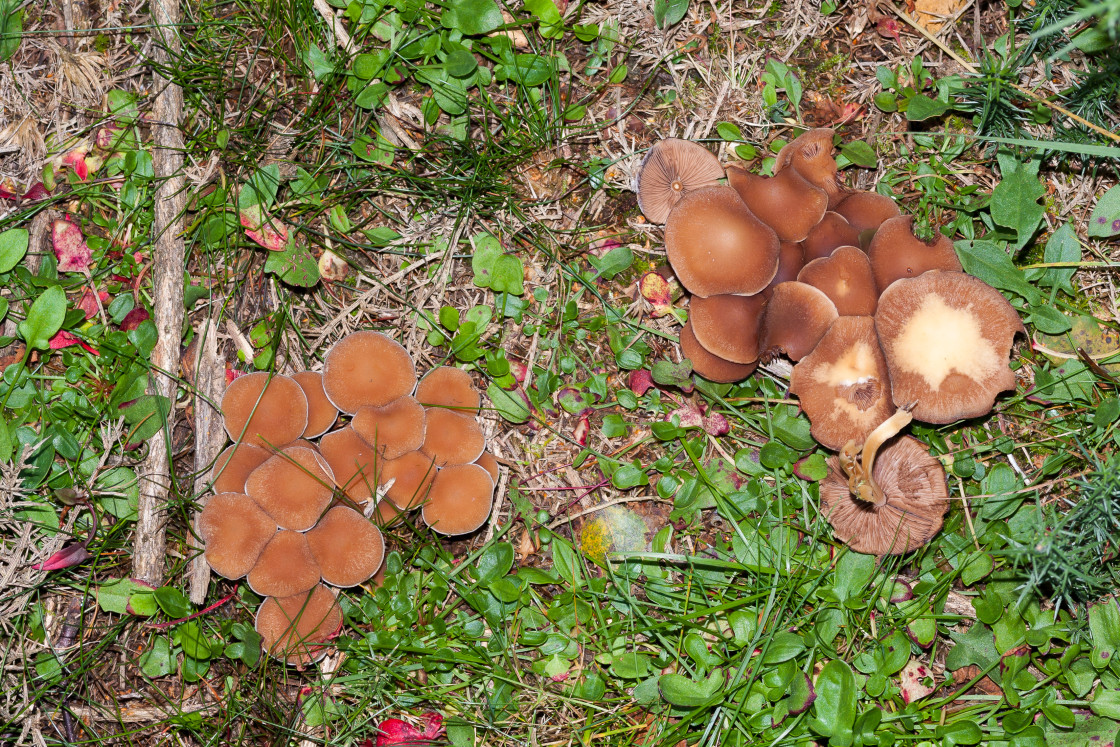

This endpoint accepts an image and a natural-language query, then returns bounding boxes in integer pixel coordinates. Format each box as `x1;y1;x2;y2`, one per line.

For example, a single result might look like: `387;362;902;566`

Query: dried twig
189;319;226;603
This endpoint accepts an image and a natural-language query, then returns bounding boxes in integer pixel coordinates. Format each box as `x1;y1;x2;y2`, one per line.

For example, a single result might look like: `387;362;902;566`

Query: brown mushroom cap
415;366;481;415
321;331;417;414
689;293;766;364
319;427;381;502
759;282;839;361
665;186;781;297
789;317;896;450
381;450;438;510
422;464;495;536
802;212;862;262
247;529;322;597
255;584;342;665
834;191;901;235
305;506;385;587
875;271;1025;423
199;493;278;579
867;215;962;291
774;128;843;207
819;435;949;555
211;443;271;494
420;408;486;467
762;241;807;299
474;451;500;483
352;396;427;461
727;165;828;242
797;246;879;317
680;320;758;383
221;372;309;448
636;139;725;224
246;446;335;531
291;371;339;439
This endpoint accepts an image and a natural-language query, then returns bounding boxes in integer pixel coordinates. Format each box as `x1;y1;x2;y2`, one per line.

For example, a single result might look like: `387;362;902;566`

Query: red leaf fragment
375;713;445;746
32;542;92;571
22;182;51;202
638;272;673;317
51;219;92;273
574;413;590;446
876;17;902;42
119;308;150;331
49;331;99;356
58;148;91;181
628;369;655;396
899;660;935;704
78;286;111;319
239;204;289;251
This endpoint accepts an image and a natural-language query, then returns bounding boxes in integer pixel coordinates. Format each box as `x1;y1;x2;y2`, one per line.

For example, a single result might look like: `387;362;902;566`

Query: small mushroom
246;446;335;531
802;212;862;262
820;433;949;555
221;372;309;448
726;165;828;242
255;584;342;665
474;451;500;483
199;493;278;579
773;128;844;207
680;320;758;383
789;316;895;450
321;331;417;414
415;366;481;415
635;139;725;224
796;246;878;317
420;408;486;467
665;186;781;297
305;506;385;587
319;427;382;503
380;450;439;510
422;463;495;536
352;396;427;461
291;371;339;439
834;191;901;236
759;282;839;361
210;443;270;494
247;529;322;597
867;215;962;291
875;271;1025;423
688;293;767;364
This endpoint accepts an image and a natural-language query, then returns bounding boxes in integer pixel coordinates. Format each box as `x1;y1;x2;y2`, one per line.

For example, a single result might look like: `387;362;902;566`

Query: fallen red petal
51;219;92;273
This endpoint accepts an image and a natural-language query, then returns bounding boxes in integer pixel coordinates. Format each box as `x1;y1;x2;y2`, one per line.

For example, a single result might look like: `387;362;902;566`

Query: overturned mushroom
875;271;1025;423
636;139;725;224
665;186;781;297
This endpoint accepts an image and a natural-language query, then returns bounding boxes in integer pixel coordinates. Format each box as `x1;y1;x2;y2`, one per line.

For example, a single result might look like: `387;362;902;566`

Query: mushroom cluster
637;130;1025;555
199;330;498;663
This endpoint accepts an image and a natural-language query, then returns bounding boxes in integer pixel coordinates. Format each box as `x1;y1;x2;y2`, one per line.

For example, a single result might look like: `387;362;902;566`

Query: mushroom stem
839;407;914;506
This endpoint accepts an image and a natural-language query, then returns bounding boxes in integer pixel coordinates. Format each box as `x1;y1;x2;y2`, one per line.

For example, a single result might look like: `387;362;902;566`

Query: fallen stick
189;319;226;603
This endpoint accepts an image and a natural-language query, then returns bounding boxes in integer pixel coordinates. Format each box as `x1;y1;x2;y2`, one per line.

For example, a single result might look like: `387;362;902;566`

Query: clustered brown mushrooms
199;330;499;664
636;130;1025;556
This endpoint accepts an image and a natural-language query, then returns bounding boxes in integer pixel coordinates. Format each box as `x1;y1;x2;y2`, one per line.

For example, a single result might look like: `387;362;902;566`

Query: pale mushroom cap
689;293;767;364
211;443;271;495
834;191;901;234
665;186;781;297
415;366;481;415
291;371;339;439
422;463;495;536
679;320;758;383
221;372;309;448
474;451;500;483
306;506;385;587
255;584;342;665
759;282;839;361
420;408;486;467
797;246;879;317
636;138;725;224
247;529;322;597
246;446;335;531
321;331;417;414
381;450;438;510
802;212;862;262
788;316;896;451
352;396;427;461
727;165;828;243
199;492;278;579
318;427;382;501
819;435;949;555
875;271;1025;423
774;128;843;206
867;215;962;291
